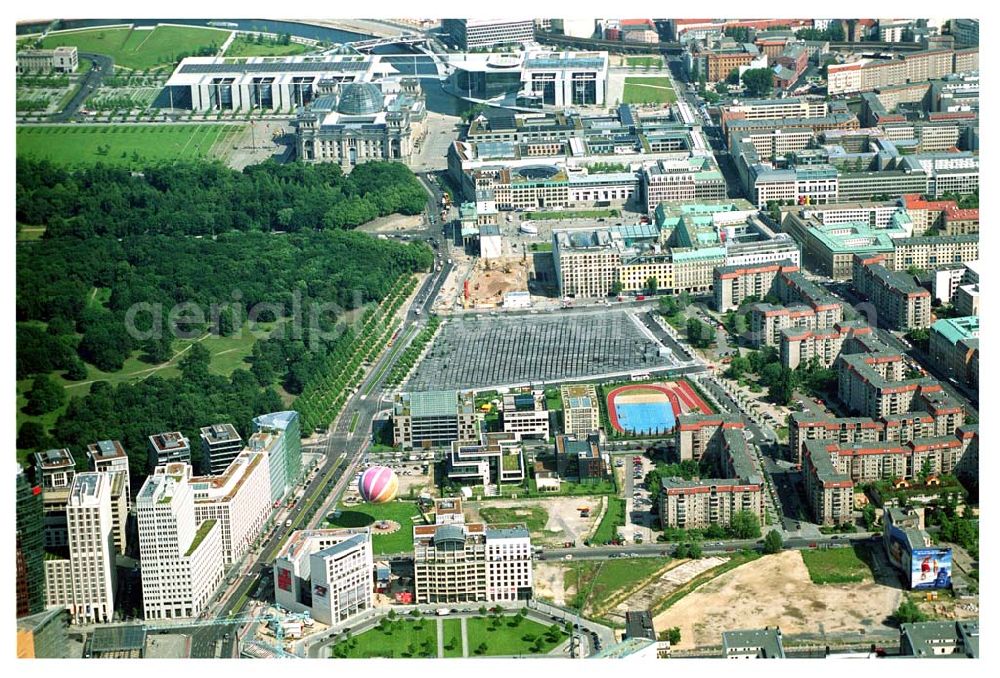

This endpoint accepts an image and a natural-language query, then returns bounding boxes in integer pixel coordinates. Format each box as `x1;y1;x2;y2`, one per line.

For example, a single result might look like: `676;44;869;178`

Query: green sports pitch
17;124;244;168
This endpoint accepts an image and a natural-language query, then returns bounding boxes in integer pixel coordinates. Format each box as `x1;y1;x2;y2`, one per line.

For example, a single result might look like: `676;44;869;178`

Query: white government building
447;50;609;109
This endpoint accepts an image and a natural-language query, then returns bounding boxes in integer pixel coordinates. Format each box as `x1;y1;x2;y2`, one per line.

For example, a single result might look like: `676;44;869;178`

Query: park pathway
461;617;469;657
436;618;444;658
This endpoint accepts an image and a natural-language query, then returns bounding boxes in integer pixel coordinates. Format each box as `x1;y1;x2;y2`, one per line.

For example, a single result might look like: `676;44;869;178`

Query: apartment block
560;384;600;436
802;441;855;525
273;528;373;626
890;235;979;273
713;261;799;312
836;349;963;422
136;463;224;621
953;283;979;317
660;428;763;530
393;390;480;450
852;254;932;331
928;316;979;390
673;414;745;462
43;473;116;625
780;320;872;370
750;303;818;348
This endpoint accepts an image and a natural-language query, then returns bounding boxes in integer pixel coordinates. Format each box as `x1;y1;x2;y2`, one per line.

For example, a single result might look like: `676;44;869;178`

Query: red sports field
606;380;712;435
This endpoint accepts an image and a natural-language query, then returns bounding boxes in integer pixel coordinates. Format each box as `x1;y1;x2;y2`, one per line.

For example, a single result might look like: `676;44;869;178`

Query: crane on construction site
144;612;299;659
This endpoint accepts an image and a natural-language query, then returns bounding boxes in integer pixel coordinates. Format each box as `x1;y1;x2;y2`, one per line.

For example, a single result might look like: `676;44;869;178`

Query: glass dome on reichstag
337;82;385;115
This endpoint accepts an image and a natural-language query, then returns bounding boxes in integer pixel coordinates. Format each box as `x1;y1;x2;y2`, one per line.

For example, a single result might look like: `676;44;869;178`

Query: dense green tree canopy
741;68;774;98
16;159;434;481
16;157;428;238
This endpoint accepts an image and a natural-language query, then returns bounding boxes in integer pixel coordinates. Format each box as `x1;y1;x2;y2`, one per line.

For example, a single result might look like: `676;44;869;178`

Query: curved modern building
447;50;608;109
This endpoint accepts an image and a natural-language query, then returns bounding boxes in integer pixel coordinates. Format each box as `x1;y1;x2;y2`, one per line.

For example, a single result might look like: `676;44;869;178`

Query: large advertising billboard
911;548;952;590
885;523;911;572
277;567;292;592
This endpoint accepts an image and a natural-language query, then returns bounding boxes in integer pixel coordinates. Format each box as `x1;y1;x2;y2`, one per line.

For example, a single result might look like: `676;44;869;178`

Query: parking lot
404;308;675;391
620;453;657;544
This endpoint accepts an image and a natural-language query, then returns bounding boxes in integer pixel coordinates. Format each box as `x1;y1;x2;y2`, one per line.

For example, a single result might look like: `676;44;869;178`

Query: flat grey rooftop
405;309;675;391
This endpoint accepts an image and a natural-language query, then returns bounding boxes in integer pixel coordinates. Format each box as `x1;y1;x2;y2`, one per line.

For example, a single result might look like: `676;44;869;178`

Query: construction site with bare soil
656;550;905;651
463;256;531;308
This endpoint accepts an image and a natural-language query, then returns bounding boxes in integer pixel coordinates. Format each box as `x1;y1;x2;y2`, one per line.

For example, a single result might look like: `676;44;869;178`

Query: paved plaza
405;309;677;391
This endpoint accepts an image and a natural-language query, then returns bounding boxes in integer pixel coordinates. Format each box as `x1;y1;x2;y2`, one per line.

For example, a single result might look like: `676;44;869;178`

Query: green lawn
626;56;662;68
591;496;626;544
224;37;313;57
800;545;876;584
526;476;617;497
41;25;231;70
17;124;243;168
17;225;47;242
327;500;427;555
465;616;566;656
566;557;669;616
442;618;463;658
623;77;677;105
544;388;563;412
479;506;548;532
333;614;564;658
524;209;619;220
333;618;438;658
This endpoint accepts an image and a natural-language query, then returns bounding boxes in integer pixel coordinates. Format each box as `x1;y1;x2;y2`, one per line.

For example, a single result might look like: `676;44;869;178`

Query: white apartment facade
138;463;225;621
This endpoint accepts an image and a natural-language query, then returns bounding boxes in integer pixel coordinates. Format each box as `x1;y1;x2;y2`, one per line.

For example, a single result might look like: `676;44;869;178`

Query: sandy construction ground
470;496;603;547
656;551;904;650
533;561;570;607
466;257;530;307
356;213;426;233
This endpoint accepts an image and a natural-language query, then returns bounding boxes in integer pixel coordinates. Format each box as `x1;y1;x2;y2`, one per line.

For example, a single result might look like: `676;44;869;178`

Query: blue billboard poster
911;548;952;590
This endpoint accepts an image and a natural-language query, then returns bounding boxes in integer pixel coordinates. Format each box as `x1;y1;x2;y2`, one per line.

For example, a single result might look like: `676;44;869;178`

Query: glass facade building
16;464;45;617
253;411;303;492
